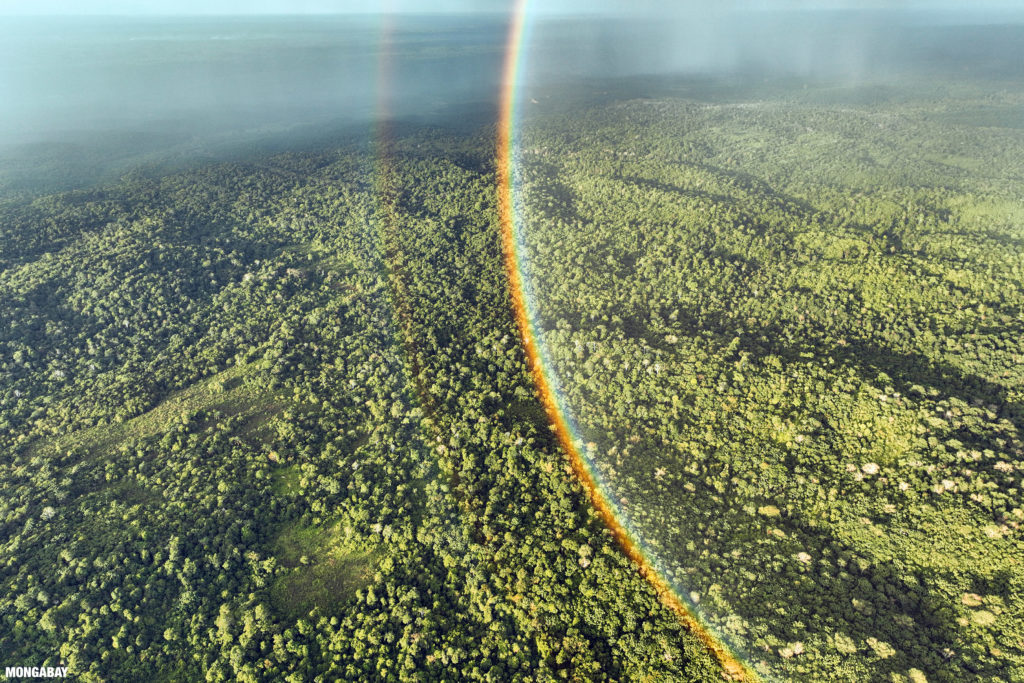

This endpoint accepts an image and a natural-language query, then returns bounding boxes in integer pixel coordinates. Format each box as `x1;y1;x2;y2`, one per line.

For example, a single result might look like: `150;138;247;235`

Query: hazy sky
2;0;1023;15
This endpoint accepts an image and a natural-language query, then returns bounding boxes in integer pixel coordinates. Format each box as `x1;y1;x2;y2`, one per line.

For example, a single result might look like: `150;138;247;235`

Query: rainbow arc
495;3;756;680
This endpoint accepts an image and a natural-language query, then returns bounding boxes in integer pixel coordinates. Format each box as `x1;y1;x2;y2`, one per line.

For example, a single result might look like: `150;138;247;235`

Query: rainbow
496;3;756;681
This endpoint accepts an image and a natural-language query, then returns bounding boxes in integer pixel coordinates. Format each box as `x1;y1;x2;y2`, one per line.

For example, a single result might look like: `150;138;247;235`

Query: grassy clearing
270;463;304;496
270;518;377;620
28;363;283;458
922;153;986;173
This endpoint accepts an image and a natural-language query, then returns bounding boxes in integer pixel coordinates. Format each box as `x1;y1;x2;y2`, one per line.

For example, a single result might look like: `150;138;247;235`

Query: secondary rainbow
496;3;755;680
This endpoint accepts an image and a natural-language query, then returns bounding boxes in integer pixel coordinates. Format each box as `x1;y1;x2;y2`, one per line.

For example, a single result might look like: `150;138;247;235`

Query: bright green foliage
0;134;720;680
515;79;1024;681
1;74;1021;683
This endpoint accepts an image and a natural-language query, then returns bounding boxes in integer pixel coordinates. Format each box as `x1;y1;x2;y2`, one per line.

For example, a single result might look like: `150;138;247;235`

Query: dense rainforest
1;75;1022;682
0;123;721;681
515;79;1024;681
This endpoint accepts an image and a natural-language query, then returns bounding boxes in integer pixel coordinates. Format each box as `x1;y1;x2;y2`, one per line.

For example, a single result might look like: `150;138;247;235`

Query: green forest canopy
1;76;1022;681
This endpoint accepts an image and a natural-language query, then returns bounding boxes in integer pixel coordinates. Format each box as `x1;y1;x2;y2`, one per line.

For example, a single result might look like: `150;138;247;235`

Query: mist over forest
1;8;1022;193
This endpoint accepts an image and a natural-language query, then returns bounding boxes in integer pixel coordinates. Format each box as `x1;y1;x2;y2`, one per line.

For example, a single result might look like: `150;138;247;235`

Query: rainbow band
496;3;755;680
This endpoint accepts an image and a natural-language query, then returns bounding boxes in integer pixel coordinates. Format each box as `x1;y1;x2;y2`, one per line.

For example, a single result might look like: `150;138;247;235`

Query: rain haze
1;0;1021;178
